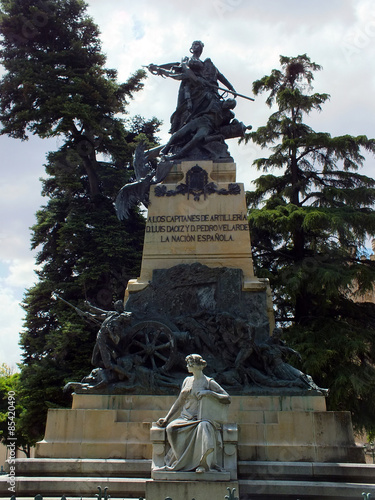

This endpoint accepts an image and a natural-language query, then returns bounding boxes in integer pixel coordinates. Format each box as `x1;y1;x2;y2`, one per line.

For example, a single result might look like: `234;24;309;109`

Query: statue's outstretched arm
84;300;108;316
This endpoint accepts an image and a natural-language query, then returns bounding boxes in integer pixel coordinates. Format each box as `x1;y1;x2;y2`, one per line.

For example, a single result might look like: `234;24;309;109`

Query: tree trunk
82;154;101;198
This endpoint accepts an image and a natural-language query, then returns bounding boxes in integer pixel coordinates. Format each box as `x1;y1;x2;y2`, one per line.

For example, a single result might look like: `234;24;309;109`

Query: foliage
0;0;151;198
0;364;31;457
0;0;160;443
246;54;375;432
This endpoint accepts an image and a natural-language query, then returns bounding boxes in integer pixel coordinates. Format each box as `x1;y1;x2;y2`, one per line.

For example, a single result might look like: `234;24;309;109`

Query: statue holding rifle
115;41;253;220
145;40;253;162
85;300;133;375
53;294;132;377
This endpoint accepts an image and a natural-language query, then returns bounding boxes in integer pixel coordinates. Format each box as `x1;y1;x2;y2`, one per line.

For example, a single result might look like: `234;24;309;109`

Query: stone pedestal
150;421;238;480
35;394;364;463
145;479;239;500
126;160;269;298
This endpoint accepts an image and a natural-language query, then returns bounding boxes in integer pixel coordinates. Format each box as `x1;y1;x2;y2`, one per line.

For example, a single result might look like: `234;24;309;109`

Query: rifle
52;293;101;325
144;63;254;102
217;86;255;102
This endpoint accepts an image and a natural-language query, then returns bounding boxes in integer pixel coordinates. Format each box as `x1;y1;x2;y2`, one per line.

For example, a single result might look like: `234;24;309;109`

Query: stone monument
62;41;325;398
30;41;366;500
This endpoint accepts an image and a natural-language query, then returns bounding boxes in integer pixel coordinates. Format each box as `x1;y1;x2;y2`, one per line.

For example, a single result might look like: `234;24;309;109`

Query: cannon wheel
126;321;177;372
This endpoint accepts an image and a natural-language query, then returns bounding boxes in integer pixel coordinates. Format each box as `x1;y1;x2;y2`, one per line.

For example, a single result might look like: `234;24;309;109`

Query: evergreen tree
0;0;150;199
0;0;160;443
246;54;375;432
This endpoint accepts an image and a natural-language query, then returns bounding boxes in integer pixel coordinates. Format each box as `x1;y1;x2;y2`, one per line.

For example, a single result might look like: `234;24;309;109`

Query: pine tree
246;54;375;432
0;0;161;443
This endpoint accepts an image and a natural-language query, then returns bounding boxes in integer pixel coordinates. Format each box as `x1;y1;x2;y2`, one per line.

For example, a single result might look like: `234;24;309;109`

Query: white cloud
1;259;38;289
0;285;24;368
0;135;58;262
0;259;39;366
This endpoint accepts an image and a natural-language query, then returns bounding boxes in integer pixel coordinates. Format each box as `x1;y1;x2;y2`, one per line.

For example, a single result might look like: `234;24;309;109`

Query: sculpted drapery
156;354;230;473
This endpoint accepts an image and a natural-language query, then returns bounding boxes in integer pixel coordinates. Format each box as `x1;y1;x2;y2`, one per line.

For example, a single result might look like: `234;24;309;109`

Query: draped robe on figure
163;375;227;471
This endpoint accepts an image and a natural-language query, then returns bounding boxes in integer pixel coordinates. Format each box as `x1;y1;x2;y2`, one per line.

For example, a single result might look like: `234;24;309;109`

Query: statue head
272;327;283;339
223;98;236;110
114;300;124;313
117;355;133;371
190;40;204;57
185;353;207;368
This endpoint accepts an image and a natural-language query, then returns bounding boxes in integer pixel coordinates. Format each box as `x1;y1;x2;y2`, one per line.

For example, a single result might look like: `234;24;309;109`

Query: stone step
236;443;364;463
35;441;153;460
115;409;164;422
46;406;343;425
2;476;374;500
238;478;375;499
2;460;374;499
71;394;327;412
6;458;152;477
238;460;375;483
0;476;147;498
71;394;176;411
10;459;374;483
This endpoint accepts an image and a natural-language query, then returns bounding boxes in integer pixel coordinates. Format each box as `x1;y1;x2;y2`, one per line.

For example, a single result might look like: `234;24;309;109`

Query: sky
1;0;375;368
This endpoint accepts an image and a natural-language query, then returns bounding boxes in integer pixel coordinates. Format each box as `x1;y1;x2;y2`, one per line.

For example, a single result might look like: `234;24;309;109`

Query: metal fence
6;487;373;500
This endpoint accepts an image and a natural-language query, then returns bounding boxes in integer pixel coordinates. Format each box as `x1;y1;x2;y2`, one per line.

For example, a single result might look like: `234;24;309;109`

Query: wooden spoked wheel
126;321;177;372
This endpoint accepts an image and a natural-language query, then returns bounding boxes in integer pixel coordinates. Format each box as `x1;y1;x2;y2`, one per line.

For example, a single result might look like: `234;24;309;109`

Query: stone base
128;160;258;288
35;394;365;464
151;470;231;480
145;479;239;500
3;459;374;499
